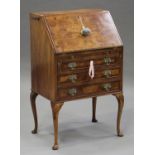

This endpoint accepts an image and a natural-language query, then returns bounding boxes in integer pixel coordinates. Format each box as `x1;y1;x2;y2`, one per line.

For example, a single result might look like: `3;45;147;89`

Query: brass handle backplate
101;83;112;91
103;70;112;78
68;75;77;83
103;57;112;65
68;88;77;96
68;62;77;70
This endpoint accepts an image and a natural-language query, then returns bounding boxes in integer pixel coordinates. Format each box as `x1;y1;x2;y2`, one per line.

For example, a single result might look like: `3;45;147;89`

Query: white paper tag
89;60;95;79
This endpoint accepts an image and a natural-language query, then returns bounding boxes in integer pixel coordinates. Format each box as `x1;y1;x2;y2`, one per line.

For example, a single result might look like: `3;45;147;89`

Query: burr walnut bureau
29;9;124;150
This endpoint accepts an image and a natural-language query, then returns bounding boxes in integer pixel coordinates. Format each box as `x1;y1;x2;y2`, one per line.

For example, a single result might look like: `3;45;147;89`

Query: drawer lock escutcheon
68;75;77;83
101;83;112;91
68;88;77;96
103;70;112;78
68;62;77;70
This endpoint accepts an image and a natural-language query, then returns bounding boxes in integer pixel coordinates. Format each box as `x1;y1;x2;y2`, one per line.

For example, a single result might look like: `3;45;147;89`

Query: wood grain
30;14;57;101
45;11;122;53
30;9;124;150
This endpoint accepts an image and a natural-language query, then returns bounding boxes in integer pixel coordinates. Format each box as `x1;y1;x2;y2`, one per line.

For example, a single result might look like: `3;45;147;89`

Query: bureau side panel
30;15;56;100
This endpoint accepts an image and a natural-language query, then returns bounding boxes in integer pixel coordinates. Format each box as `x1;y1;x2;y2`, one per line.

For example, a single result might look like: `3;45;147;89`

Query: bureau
29;9;124;150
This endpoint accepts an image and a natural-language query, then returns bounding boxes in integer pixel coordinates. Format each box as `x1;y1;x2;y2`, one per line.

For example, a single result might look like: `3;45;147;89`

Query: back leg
92;97;98;122
30;91;38;134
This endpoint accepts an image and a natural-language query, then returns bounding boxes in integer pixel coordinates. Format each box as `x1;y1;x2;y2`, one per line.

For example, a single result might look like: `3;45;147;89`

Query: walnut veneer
29;9;124;150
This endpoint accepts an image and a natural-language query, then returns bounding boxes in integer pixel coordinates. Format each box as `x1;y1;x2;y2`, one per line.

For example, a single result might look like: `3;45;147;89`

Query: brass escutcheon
101;83;112;91
103;70;112;78
68;88;77;96
103;57;112;65
68;62;77;70
68;74;77;83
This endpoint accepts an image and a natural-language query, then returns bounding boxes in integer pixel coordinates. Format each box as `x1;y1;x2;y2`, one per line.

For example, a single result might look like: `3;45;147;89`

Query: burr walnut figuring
30;9;124;150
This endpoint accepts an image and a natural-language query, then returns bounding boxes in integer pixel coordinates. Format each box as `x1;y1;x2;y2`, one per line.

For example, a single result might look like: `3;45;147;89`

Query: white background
0;0;155;154
134;0;155;154
0;0;20;155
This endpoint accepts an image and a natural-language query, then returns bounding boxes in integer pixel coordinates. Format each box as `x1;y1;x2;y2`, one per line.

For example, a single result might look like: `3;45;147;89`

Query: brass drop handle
68;88;77;96
103;57;112;65
68;62;77;70
68;75;77;83
103;70;112;78
101;83;112;91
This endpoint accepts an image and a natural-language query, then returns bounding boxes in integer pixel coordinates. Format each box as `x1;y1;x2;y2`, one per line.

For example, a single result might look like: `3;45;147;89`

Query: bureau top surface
31;9;123;53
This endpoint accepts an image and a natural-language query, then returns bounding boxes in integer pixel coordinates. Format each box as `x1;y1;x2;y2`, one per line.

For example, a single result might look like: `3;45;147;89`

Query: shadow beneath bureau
58;121;117;145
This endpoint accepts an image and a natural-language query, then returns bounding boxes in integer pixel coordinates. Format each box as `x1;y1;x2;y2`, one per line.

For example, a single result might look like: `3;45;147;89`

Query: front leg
30;91;38;134
51;102;64;150
113;92;124;137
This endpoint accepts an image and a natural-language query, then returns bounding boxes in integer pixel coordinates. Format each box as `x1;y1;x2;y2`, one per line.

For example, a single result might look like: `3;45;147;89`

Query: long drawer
58;67;121;87
57;48;122;74
56;80;121;101
57;47;122;62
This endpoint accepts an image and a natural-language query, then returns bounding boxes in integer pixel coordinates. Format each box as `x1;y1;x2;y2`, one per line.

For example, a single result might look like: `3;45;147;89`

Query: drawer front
57;81;121;101
57;47;122;62
57;48;122;74
58;67;121;87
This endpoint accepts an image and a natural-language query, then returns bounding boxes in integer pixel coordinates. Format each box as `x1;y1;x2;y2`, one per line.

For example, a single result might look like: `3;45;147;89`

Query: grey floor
21;0;133;154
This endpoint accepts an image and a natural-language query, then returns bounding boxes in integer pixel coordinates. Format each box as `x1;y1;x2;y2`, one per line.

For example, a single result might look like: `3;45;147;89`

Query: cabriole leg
30;91;38;134
113;92;124;137
51;102;64;150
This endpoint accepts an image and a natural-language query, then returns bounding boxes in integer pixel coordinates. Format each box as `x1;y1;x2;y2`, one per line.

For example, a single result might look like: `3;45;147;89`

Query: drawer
57;81;121;101
57;48;122;74
58;67;121;86
57;47;122;62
